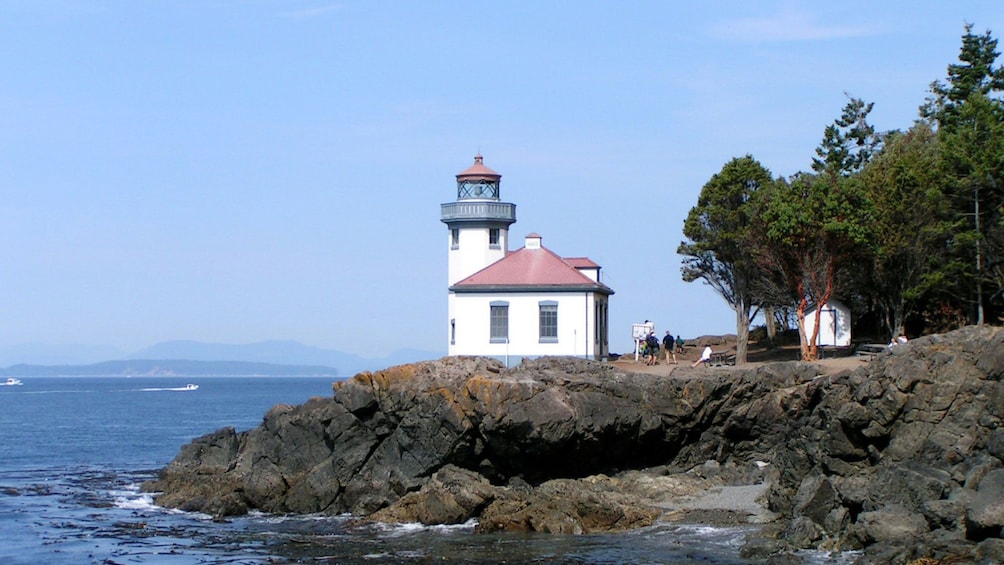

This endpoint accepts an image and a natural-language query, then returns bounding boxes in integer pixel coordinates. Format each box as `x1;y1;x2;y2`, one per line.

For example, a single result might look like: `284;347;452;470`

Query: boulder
848;504;929;544
368;465;497;525
967;469;1004;538
476;477;662;534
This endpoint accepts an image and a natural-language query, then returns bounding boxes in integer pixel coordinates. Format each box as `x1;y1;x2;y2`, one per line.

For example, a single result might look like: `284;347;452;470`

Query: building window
490;301;509;343
450;318;456;345
451;228;459;249
539;301;558;343
489;228;500;249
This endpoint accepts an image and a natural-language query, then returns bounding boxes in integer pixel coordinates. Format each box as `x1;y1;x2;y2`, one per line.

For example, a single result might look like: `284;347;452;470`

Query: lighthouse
440;154;517;286
441;154;614;362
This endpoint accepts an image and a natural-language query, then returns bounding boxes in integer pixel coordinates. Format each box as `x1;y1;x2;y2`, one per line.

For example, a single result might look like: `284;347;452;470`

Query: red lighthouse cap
456;154;501;181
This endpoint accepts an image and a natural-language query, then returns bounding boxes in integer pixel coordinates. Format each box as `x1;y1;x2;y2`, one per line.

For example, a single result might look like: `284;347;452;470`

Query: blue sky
1;1;1002;360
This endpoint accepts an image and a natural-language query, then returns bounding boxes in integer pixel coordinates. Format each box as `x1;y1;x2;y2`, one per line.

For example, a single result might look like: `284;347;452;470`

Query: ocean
0;377;855;564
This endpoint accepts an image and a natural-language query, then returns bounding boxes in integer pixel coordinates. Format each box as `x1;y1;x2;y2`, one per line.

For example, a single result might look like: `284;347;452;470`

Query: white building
804;299;852;348
441;155;613;363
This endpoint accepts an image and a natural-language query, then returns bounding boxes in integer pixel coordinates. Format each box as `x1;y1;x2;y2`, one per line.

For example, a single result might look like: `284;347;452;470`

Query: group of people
640;328;684;366
639;324;716;368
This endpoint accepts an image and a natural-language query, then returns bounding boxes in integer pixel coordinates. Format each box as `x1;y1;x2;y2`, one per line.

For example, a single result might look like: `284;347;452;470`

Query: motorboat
3;377;23;386
183;383;199;391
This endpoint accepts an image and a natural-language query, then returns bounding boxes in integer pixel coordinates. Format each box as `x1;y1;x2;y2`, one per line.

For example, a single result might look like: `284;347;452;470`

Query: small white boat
3;377;23;386
183;383;199;391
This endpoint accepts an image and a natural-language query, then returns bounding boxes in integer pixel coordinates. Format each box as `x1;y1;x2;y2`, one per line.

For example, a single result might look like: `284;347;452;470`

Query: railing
441;201;516;222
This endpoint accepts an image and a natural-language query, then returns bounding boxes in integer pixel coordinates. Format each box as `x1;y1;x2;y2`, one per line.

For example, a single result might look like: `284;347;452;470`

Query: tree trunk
804;256;836;362
891;309;905;342
796;284;811;361
765;306;777;345
808;307;822;361
735;302;749;364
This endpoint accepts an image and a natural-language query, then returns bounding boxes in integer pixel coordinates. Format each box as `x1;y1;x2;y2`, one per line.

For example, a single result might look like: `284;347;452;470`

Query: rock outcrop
759;325;1004;563
144;326;1004;562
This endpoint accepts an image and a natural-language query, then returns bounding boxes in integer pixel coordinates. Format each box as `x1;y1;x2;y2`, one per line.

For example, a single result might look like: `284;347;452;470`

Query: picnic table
855;343;888;358
817;345;852;359
708;351;735;367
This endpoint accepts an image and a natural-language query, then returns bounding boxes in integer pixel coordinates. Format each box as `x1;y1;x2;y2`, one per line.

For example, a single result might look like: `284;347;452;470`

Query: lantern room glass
458;179;499;199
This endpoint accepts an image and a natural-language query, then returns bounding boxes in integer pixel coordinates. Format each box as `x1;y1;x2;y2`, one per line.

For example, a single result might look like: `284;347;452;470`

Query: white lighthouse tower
440;154;517;285
441;154;517;352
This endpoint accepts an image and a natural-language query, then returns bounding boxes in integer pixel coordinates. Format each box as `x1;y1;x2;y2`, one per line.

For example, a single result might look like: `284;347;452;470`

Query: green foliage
813;95;882;176
859;123;954;335
922;23;1004;126
746;101;880;360
933;46;1004;322
754;172;875;301
679;155;773;296
678;155;774;363
681;23;1004;340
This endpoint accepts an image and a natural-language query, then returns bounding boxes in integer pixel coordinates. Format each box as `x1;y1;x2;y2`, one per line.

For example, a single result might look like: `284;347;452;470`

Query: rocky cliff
144;326;1004;563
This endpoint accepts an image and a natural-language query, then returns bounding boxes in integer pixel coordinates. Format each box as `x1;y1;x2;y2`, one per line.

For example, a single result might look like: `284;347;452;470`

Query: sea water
0;377;855;564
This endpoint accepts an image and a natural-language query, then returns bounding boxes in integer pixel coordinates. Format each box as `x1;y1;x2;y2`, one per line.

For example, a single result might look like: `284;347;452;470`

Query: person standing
662;331;677;364
645;331;660;365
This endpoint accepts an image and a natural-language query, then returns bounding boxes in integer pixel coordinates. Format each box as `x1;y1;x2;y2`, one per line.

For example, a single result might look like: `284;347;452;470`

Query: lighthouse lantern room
440;154;517;286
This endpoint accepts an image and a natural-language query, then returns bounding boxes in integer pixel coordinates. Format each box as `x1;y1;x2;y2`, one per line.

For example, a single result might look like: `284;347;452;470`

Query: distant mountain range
2;359;339;377
0;340;444;377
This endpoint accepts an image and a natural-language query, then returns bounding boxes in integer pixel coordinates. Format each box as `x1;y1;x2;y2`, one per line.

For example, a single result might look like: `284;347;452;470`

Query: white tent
804;300;852;347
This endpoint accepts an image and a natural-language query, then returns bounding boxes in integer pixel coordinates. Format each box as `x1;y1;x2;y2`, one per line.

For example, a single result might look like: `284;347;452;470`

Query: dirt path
611;352;870;377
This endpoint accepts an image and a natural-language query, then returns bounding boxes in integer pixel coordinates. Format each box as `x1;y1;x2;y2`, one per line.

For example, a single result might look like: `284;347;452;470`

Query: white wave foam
112;488;158;511
250;511;352;524
648;522;754;549
115;493;156;510
795;549;863;564
369;519;478;537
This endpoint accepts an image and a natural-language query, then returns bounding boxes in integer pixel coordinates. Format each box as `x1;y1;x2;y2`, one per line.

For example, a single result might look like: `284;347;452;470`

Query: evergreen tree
859;124;954;338
938;92;1004;324
813;95;882;176
678;156;773;364
921;23;1004;127
922;24;1004;324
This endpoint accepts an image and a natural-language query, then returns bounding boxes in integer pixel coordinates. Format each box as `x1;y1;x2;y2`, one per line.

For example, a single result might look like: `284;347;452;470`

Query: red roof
456;154;501;181
564;257;599;269
452;244;612;294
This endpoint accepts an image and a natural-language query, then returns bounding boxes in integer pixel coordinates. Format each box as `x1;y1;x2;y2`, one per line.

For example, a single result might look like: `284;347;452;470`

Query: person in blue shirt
662;331;677;364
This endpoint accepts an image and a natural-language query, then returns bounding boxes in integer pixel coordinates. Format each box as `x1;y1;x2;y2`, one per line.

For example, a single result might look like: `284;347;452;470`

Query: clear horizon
2;2;1002;358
